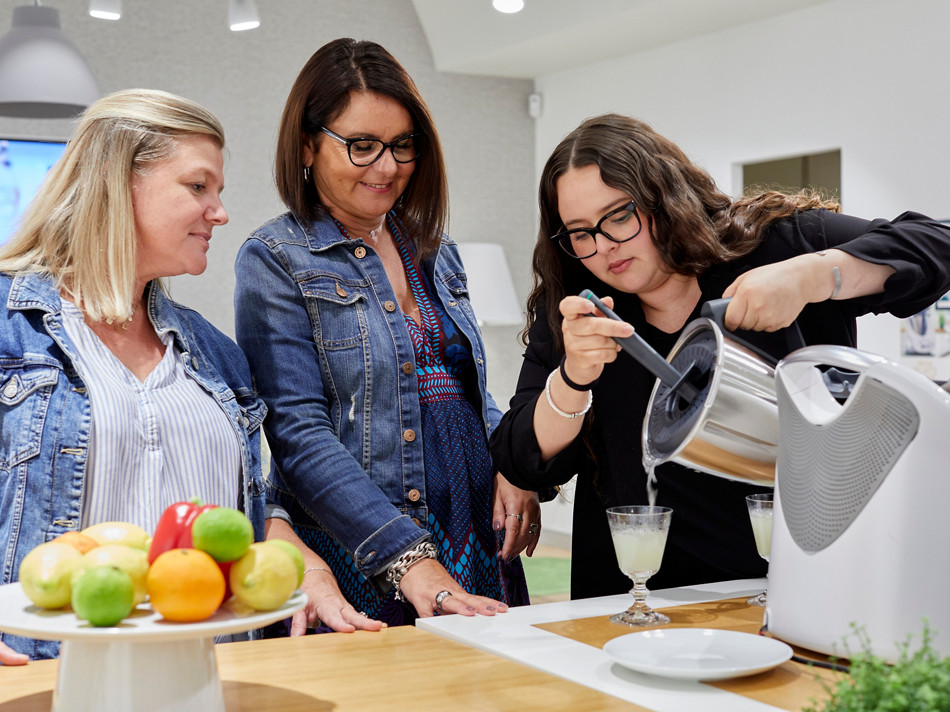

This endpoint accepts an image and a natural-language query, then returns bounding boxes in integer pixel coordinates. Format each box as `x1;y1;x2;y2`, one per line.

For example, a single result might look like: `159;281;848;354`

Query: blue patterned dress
291;216;529;630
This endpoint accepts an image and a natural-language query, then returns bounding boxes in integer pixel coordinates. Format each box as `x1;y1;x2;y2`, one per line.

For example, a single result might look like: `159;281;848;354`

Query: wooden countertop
0;625;643;711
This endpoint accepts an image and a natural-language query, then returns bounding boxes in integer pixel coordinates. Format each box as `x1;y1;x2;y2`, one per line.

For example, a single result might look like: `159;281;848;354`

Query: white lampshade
456;242;522;326
88;0;121;21
0;5;100;119
229;0;260;31
492;0;525;13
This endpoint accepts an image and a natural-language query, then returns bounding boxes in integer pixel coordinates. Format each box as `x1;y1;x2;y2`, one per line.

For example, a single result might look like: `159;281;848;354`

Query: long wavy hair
526;113;840;349
0;88;225;323
275;38;448;259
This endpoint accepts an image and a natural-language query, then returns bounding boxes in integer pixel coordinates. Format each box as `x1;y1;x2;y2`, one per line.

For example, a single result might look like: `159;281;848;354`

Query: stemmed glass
745;493;774;607
606;505;673;626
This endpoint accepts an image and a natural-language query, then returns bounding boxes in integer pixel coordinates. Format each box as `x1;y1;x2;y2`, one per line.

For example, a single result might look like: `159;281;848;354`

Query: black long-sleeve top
490;210;950;599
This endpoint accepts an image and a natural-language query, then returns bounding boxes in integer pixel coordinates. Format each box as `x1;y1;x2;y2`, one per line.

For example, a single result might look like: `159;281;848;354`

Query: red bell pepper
147;499;217;564
148;499;234;599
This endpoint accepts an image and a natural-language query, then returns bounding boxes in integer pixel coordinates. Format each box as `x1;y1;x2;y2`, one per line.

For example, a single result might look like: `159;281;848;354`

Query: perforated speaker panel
777;376;919;552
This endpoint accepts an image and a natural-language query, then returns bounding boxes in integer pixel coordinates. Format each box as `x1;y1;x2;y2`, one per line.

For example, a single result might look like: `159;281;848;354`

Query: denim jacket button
354;246;367;259
408;489;421;502
403;429;416;442
384;300;397;312
401;362;414;375
411;517;421;526
2;380;17;398
335;282;347;297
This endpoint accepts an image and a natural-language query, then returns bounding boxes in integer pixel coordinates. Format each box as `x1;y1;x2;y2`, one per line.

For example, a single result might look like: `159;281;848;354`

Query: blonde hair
0;88;225;323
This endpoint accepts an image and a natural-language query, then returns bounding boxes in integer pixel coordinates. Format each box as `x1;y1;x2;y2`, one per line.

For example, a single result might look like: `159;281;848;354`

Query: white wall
532;0;950;539
534;0;950;363
0;0;537;355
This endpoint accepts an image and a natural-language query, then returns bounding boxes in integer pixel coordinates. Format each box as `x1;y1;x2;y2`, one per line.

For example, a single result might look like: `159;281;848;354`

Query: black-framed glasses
550;200;643;259
320;126;422;167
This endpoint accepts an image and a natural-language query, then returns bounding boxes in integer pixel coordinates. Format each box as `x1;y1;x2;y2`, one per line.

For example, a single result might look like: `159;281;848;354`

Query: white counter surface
416;578;798;712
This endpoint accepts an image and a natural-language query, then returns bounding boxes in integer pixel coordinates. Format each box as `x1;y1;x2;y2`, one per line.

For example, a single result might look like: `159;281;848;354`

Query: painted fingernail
493;521;502;531
466;606;475;611
486;605;496;611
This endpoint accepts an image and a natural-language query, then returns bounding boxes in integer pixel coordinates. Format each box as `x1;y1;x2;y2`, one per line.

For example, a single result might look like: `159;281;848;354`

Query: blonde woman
0;89;377;663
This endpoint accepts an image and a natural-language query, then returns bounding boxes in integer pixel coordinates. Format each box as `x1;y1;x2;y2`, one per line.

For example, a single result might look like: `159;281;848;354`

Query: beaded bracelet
545;370;592;419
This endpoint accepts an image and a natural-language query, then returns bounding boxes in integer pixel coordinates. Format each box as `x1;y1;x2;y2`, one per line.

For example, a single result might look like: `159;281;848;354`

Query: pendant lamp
0;4;101;118
229;0;260;32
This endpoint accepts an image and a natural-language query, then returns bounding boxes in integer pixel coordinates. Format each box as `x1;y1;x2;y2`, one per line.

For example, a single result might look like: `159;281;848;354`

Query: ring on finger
506;513;523;522
528;522;540;536
435;589;453;612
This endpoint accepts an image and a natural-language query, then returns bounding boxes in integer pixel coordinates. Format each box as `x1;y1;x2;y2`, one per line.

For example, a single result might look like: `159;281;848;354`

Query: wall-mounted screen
0;137;68;245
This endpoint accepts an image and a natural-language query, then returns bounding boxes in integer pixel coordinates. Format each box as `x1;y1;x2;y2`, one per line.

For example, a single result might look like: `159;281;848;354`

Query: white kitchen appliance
766;344;950;662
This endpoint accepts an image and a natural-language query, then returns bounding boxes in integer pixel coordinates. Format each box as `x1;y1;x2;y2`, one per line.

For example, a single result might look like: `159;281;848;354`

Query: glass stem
628;578;651;613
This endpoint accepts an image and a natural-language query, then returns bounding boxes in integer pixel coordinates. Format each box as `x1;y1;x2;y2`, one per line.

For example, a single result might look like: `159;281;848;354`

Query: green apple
72;565;135;626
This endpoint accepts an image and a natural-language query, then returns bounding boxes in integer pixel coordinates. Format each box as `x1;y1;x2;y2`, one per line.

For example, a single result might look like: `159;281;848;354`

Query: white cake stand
0;582;306;712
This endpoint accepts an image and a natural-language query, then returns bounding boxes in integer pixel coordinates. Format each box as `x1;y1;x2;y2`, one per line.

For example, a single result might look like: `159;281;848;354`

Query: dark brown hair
526;113;840;347
275;38;448;257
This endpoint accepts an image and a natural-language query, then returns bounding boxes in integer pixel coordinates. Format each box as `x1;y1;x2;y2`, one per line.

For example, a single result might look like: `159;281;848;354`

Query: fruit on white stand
74;544;149;606
230;542;298;611
18;542;83;609
71;565;135;626
81;521;150;550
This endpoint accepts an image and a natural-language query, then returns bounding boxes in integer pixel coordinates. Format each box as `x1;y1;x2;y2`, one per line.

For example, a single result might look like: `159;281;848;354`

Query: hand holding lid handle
700;298;807;366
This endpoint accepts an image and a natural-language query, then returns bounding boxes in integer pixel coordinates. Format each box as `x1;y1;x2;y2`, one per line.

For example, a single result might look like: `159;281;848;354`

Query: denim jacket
0;272;267;659
234;211;503;588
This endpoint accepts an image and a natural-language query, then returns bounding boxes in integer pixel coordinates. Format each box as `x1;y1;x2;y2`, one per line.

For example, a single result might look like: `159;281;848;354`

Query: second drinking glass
745;492;774;607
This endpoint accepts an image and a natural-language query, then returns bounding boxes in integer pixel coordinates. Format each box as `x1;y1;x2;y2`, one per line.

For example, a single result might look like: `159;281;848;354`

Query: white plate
603;628;793;681
0;582;306;642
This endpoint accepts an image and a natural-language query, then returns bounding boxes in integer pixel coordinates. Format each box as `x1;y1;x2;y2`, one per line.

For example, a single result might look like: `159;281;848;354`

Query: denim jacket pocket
0;360;60;467
300;274;368;350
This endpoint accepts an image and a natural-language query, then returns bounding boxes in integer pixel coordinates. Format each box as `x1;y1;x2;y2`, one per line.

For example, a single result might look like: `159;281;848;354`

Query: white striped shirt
61;300;241;533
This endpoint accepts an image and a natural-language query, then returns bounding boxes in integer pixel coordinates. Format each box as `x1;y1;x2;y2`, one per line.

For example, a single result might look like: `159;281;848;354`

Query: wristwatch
385;541;438;600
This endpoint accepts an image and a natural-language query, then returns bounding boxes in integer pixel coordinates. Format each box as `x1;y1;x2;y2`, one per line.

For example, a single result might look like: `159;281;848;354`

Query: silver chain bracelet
386;541;438;600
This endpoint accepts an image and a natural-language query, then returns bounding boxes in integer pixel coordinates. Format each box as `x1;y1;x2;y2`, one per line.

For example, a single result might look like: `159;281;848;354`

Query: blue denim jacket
234;212;503;588
0;273;267;660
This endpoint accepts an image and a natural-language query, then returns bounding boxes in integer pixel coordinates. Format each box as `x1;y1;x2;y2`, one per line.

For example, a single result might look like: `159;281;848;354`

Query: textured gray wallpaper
0;0;536;405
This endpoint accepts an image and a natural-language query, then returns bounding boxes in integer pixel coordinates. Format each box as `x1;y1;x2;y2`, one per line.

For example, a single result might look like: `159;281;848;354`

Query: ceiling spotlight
229;0;260;32
492;0;524;13
89;0;121;21
0;4;101;118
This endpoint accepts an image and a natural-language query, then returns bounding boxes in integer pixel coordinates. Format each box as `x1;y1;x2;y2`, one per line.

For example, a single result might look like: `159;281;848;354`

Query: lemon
192;507;254;563
81;521;150;550
75;544;149;606
264;539;306;587
18;541;83;609
72;565;135;627
230;542;297;611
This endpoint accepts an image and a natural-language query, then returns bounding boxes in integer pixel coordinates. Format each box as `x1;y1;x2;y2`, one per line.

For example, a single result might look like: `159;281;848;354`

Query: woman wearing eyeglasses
234;38;537;632
489;113;950;600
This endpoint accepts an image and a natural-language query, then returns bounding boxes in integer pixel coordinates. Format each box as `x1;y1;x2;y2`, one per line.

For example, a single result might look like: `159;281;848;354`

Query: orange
146;548;225;622
52;532;100;555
